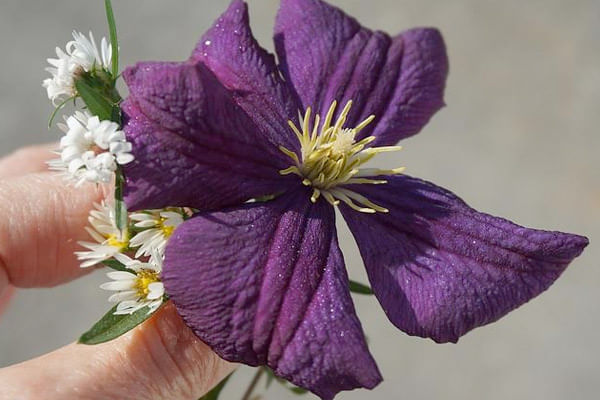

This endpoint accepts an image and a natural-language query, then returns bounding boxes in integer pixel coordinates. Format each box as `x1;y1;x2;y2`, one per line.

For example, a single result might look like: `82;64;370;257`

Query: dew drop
204;40;211;46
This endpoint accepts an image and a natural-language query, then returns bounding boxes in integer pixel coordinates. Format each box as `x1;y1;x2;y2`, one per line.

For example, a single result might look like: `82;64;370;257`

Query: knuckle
125;303;230;399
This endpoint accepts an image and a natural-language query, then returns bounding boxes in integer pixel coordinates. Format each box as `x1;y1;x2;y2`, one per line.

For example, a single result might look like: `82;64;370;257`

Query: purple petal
163;191;381;399
274;0;448;146
192;0;301;153
122;61;293;210
340;175;588;343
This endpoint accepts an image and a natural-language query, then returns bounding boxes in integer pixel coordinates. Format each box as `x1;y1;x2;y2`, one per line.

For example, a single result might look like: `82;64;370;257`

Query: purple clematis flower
120;0;588;398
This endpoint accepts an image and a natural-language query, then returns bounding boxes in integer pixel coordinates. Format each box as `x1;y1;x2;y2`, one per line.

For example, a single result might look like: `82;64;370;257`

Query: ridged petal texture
121;61;294;211
192;0;302;154
163;191;381;399
341;175;589;343
274;0;448;146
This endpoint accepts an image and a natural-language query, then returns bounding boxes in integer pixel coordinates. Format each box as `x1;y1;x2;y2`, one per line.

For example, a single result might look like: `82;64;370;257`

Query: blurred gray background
0;0;598;399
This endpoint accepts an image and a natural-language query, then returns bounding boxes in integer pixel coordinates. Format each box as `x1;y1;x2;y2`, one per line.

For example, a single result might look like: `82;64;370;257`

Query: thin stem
114;166;127;232
241;367;265;400
48;95;77;129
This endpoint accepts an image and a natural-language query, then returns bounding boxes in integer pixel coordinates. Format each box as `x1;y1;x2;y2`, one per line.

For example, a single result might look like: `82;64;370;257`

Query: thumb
0;302;235;400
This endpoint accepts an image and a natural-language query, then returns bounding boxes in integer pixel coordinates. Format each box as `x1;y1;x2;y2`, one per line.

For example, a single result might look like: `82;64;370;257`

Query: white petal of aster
76;202;129;268
148;250;164;272
100;37;112;70
112;148;135;165
130;212;157;224
161;211;184;226
106;271;137;281
114;300;145;315
147;300;163;314
130;229;166;258
112;252;138;267
128;209;185;257
43;32;111;104
67;31;111;72
42;47;77;104
50;111;125;185
108;291;137;303
146;282;165;300
100;280;135;291
102;253;165;313
134;219;158;228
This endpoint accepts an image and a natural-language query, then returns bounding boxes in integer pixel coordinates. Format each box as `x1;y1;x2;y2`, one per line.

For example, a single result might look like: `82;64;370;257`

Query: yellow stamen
106;233;128;250
279;100;405;213
159;217;175;238
134;270;160;298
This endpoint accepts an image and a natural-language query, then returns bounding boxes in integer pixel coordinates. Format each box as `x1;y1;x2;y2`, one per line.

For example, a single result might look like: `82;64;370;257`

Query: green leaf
101;259;130;272
199;372;233;400
264;368;308;395
75;78;114;121
104;0;119;78
349;280;373;295
289;386;309;395
265;368;275;389
78;304;157;345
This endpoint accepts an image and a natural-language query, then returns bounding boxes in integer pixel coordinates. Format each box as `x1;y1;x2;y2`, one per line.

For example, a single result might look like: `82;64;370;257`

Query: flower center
279;100;405;213
159;217;175;238
134;270;160;299
106;233;128;250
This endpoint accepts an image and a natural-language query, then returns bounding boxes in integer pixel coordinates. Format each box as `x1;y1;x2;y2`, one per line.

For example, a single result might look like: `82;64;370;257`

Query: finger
0;144;57;179
0;172;107;289
0;303;235;400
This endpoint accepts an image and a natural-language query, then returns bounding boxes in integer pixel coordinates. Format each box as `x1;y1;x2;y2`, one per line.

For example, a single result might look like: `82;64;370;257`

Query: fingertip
0;143;58;179
0;173;107;288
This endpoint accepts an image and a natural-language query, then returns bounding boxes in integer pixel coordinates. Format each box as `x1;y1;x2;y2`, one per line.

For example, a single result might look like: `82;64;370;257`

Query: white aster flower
100;251;164;315
129;209;186;257
48;111;134;186
43;31;112;104
76;202;129;268
42;47;76;104
68;31;112;72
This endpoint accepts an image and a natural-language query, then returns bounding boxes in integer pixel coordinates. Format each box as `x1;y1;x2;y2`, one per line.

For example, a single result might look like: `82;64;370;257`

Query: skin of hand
0;144;234;400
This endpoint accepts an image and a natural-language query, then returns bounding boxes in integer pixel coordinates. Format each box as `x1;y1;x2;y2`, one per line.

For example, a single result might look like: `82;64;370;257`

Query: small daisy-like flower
68;31;112;72
43;31;112;104
48;111;133;186
129;209;186;257
100;252;164;315
76;202;129;268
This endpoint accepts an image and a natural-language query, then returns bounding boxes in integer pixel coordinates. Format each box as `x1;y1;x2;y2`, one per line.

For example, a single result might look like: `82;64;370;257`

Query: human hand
0;144;234;400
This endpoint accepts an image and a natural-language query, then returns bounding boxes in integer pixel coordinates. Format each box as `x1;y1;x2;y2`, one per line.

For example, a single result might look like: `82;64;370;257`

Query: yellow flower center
279;100;405;213
134;270;160;299
106;233;129;250
158;217;175;238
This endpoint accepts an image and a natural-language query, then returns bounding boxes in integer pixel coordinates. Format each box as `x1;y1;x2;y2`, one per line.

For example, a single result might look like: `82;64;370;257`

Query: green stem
114;166;127;232
241;367;265;400
48;95;76;129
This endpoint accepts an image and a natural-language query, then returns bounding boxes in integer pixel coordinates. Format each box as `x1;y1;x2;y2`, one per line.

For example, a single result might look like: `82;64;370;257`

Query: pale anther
279;100;405;213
